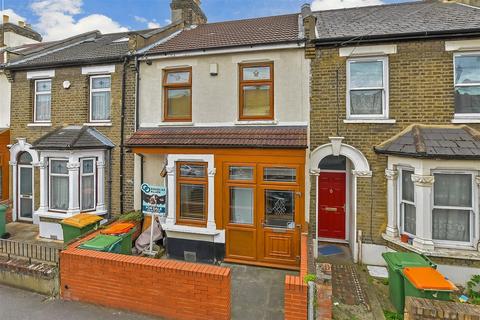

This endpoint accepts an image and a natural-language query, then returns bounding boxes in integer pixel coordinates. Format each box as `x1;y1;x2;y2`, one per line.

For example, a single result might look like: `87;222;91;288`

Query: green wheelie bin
60;214;103;243
79;234;123;254
0;203;8;238
382;252;436;312
101;223;136;255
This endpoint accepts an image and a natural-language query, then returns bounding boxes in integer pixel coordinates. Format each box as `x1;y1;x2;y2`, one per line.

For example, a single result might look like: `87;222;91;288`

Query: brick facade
308;39;480;249
60;228;231;320
9;62;136;217
404;297;480;319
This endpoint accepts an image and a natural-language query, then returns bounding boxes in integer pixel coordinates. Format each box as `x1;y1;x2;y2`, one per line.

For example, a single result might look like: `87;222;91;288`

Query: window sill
83;122;112;127
27;123;52;127
343;119;396;124
383;233;480;261
163;223;219;236
158;122;194;127
235;120;278;125
451;118;480;124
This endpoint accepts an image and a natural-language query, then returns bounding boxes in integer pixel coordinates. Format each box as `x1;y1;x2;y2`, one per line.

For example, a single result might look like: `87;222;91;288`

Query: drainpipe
107;148;113;220
120;56;129;215
135;56;140;131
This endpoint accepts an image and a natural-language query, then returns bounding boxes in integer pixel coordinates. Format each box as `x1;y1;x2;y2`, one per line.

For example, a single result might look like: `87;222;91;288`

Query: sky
1;0;408;41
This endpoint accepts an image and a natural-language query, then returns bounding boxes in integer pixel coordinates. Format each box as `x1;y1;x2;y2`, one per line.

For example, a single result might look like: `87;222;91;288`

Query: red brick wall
284;233;308;320
61;239;231;320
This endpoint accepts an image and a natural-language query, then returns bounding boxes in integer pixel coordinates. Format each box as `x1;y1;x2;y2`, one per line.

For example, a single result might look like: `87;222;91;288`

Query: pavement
0;284;161;320
6;222;63;249
223;263;298;320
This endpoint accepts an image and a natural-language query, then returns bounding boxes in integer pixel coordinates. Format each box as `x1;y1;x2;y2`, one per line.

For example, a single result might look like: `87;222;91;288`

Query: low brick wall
60;232;231;320
404;297;480;320
284;233;309;320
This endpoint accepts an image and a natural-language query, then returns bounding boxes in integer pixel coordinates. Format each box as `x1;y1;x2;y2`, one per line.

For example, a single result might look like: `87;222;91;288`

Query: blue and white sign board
141;183;167;217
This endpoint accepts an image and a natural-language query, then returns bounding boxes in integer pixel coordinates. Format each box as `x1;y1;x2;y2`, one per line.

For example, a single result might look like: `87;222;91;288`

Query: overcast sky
1;0;407;41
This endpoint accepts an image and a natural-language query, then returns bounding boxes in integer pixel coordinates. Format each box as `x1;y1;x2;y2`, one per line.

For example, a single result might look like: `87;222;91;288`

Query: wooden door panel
264;232;293;258
318;172;346;239
226;228;256;260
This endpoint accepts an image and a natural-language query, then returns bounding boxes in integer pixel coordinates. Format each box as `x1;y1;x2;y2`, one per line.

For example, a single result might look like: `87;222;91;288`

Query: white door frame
18;164;34;222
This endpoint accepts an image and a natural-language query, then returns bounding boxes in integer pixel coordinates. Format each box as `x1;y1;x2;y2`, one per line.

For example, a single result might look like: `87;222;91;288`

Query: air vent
184;251;197;262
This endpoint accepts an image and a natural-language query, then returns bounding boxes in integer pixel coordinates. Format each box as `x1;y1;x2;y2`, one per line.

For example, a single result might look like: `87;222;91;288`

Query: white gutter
139;42;305;60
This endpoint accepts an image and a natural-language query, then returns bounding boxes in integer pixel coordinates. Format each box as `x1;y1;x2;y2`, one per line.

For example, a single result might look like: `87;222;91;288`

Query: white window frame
431;170;477;248
34;79;52;123
89;75;111;123
48;158;69;212
346;56;389;120
453;52;480;120
397;167;416;237
80;158;96;212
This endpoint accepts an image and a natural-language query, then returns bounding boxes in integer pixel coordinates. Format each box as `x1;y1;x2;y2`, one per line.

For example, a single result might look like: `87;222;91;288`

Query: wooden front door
224;163;302;269
318;172;346;239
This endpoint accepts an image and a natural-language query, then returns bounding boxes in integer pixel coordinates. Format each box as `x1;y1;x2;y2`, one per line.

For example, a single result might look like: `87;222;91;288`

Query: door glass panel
265;189;295;228
18;152;32;164
229;166;253;181
319;155;346;171
20;198;33;219
230;187;253;224
263;167;296;182
20;167;32;195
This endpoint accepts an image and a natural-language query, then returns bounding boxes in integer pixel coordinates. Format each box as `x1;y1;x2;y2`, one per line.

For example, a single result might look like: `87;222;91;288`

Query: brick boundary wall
60;230;231;320
284;233;309;320
404;297;480;320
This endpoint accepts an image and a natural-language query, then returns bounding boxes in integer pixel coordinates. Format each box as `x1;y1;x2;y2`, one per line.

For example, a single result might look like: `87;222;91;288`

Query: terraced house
126;0;310;269
304;0;480;285
0;15;43;207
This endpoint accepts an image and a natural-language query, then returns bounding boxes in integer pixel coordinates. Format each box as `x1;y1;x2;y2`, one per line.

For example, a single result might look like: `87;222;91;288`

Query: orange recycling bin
402;267;455;306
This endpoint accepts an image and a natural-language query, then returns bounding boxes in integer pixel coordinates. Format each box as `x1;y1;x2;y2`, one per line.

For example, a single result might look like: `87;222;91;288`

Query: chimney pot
301;3;312;17
2;15;9;24
18;20;25;28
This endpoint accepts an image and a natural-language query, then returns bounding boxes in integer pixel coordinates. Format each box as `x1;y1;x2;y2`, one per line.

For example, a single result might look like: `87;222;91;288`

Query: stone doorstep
0;256;57;279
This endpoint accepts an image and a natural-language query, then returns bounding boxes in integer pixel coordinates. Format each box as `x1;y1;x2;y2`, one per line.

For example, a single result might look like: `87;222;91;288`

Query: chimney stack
170;0;207;27
2;15;9;24
301;3;317;41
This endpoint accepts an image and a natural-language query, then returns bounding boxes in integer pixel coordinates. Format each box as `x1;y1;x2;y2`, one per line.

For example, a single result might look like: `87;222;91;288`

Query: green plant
467;274;480;305
118;211;143;223
304;274;317;283
384;310;403;320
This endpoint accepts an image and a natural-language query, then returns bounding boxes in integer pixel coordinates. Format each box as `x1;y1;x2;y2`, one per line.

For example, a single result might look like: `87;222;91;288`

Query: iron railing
0;239;61;264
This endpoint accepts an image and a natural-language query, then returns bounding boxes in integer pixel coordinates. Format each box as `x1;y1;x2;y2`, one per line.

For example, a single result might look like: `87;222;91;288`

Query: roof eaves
8;55;125;71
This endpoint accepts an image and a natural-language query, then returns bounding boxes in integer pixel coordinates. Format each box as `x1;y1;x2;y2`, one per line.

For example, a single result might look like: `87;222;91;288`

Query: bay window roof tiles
374;124;480;159
32;126;115;150
126;126;307;149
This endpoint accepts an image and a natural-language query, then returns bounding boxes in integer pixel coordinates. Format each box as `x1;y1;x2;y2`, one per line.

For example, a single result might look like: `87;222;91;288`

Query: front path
0;284;160;320
224;263;298;320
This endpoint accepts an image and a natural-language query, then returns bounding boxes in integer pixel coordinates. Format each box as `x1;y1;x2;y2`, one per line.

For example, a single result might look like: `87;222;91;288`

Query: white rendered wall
0;73;10;128
4;31;38;47
138;48;309;126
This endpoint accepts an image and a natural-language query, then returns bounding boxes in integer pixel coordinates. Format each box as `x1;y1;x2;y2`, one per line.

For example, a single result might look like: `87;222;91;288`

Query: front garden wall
60;240;231;320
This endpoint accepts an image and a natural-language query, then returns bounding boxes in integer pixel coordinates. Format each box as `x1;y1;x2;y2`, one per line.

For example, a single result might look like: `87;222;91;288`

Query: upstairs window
34;79;52;122
347;57;388;119
90;75;111;122
239;62;274;120
454;53;480;115
163;68;192;122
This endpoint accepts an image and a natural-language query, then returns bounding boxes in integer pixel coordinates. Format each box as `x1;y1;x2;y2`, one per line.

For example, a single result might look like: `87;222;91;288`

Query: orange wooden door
257;185;300;267
317;172;346;239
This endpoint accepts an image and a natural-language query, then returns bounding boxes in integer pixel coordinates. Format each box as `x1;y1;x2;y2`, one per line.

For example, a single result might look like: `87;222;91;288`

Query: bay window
239;62;274;120
163;68;192;121
347;57;388;119
34;79;52;122
432;172;473;243
454;53;480;115
49;159;69;211
176;162;207;225
90;75;111;122
399;169;416;236
80;158;96;211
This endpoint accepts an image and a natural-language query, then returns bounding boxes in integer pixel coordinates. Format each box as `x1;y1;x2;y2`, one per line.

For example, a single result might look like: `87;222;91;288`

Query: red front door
318;172;346;239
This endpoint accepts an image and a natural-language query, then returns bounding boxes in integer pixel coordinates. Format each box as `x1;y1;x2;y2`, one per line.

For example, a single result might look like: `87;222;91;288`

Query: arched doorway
310;137;371;262
17;151;34;221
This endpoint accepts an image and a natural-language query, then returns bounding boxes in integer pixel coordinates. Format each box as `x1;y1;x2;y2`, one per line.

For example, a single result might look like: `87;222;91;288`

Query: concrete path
0;284;161;320
224;263;298;320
